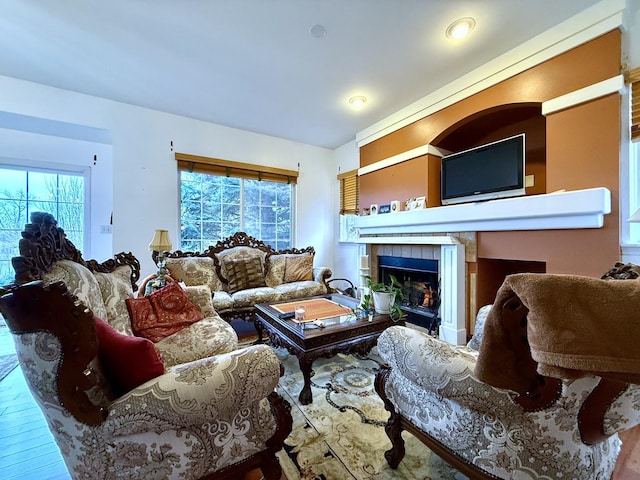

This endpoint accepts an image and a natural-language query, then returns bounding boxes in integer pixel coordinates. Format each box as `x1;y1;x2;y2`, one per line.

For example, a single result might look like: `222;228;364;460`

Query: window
177;153;297;251
338;169;359;242
626;67;640;246
629;141;640;244
338;169;359;215
630;66;640;142
0;165;85;285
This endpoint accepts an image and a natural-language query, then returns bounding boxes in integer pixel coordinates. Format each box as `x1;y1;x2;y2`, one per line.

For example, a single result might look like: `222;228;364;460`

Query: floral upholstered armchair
375;272;640;479
0;212;292;480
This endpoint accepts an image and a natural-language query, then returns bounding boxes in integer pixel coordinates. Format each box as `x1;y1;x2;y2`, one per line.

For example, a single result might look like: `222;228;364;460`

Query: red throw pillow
93;316;165;396
125;282;204;342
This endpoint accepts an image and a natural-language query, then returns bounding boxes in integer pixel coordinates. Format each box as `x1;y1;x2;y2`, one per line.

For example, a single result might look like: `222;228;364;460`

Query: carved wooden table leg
298;355;314;405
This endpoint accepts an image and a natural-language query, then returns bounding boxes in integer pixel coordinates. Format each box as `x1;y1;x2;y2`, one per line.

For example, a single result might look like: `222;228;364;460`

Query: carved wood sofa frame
0;212;293;480
374;291;632;479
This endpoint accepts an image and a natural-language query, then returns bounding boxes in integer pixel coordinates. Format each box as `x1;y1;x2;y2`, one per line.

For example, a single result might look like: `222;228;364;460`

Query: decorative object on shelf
147;229;172;295
361;207;370;216
370;204;379;215
390;200;401;213
365;275;404;321
405;196;426;211
379;204;391;214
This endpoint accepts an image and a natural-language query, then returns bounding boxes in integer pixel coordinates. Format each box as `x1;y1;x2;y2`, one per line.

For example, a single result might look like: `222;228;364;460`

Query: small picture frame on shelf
370;204;379;215
405;196;426;211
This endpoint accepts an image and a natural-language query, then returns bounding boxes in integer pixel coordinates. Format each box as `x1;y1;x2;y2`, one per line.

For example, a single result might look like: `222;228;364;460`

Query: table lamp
148;229;172;294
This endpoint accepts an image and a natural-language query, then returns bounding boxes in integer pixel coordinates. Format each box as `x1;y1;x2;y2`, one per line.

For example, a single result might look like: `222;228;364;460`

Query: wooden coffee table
255;294;401;405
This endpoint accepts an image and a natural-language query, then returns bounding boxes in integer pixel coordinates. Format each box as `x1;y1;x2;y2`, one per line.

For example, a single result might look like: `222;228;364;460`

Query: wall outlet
525;174;534;188
100;225;112;234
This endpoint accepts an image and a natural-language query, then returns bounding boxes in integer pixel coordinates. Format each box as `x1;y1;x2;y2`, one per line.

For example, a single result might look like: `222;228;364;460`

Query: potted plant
359;288;372;313
365;275;405;321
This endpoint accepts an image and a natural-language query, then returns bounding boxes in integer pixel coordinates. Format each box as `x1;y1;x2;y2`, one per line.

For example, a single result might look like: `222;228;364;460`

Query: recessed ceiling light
349;96;367;108
309;24;327;38
445;17;476;40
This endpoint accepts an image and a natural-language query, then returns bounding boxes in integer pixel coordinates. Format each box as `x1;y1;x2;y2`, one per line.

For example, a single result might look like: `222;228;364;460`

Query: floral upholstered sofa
0;212;292;480
376;273;640;480
159;232;332;325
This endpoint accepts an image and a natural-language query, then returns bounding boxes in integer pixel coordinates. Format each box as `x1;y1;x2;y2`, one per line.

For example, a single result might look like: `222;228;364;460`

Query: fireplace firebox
378;255;440;333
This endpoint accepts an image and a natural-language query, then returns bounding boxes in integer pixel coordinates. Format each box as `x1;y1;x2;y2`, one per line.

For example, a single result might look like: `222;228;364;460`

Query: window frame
0;159;90;284
178;170;296;251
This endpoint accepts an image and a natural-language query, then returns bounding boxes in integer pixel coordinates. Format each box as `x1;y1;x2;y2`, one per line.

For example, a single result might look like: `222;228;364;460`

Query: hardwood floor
0;320;280;480
0;320;70;480
0;318;635;480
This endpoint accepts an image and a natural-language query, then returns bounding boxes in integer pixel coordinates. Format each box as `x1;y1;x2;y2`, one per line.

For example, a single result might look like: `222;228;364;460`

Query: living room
0;1;638;290
1;1;640;479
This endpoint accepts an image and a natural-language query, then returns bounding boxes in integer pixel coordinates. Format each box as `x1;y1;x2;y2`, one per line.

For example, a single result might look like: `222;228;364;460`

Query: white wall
0;75;334;279
332;140;362;290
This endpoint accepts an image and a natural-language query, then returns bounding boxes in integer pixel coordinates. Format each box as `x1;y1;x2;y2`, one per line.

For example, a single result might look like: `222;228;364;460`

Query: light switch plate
525;175;534;188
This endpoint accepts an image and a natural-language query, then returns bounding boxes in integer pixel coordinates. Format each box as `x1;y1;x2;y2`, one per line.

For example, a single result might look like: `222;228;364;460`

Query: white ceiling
0;0;603;149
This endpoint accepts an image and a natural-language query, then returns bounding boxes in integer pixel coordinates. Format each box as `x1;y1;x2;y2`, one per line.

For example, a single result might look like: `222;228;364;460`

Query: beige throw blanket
475;273;640;391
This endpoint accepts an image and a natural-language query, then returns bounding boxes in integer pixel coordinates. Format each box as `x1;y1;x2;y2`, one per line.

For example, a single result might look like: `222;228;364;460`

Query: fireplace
378;255;440;333
358;241;465;345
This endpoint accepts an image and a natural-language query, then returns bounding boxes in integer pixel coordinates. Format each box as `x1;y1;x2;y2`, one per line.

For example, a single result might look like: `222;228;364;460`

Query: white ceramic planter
372;291;396;314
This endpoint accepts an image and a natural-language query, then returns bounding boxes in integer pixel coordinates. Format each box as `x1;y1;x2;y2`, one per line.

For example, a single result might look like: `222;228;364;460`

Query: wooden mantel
354;187;611;237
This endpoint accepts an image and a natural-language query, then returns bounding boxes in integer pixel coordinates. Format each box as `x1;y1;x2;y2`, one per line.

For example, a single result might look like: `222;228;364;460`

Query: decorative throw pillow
125;282;204;342
165;256;223;292
94;266;135;336
284;255;314;283
264;254;287;287
182;284;216;318
93;316;165;396
224;256;267;294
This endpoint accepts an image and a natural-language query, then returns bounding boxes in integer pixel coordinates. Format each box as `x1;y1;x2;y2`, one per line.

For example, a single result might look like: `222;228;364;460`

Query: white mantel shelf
355;187;611;236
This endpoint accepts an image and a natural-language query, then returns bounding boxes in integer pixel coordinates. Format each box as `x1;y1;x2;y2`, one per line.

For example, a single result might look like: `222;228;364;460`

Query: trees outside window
0;166;85;286
180;171;293;251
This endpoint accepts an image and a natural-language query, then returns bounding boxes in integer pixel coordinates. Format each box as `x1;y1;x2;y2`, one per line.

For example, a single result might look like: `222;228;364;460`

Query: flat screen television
440;133;525;205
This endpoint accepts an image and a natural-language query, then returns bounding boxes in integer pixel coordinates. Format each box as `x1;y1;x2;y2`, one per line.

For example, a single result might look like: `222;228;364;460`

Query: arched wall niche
433;103;547;196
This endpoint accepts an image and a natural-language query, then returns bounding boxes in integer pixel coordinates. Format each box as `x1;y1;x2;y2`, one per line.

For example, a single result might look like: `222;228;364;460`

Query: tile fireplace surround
354;187;611;345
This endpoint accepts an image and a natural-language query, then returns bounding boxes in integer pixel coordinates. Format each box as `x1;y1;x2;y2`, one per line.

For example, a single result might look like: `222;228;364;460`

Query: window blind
175;152;299;184
629;66;640;142
337;169;359;215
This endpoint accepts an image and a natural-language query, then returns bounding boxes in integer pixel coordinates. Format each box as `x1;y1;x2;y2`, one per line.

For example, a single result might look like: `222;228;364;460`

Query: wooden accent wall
359;30;622;314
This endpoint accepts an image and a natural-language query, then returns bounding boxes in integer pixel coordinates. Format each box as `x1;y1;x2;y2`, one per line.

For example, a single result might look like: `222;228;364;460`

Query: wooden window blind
337;169;359;215
175;152;298;184
630;67;640;142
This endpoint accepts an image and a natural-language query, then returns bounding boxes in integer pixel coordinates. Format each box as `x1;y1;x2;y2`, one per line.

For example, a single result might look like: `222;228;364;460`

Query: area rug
274;348;469;480
0;353;18;383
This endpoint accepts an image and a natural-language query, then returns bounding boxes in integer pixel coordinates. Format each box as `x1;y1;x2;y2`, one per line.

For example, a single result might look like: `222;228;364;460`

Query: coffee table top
255;294;397;346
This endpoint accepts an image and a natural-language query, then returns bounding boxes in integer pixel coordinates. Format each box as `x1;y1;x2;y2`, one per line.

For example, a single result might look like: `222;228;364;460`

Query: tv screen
441;134;525;205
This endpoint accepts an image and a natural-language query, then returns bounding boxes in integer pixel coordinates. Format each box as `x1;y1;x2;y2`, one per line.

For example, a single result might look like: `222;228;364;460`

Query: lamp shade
149;229;172;252
630;208;640;223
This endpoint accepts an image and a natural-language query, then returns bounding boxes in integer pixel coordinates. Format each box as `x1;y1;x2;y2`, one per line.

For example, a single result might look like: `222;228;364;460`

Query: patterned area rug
274;348;468;480
0;353;18;383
